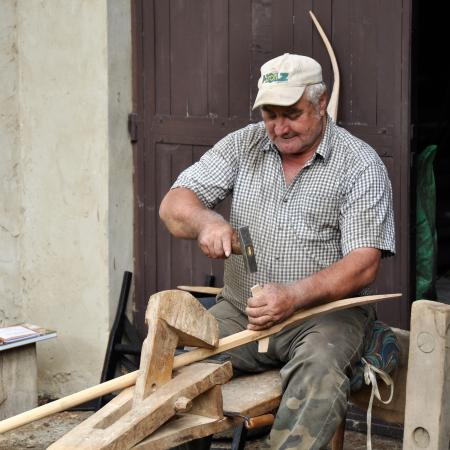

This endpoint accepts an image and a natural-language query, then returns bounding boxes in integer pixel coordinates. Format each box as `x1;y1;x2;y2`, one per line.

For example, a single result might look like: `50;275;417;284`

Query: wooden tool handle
251;284;263;296
231;230;242;255
0;371;138;434
246;413;275;429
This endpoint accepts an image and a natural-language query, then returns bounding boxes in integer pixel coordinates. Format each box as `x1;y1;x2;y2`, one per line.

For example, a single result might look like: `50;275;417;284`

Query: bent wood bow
309;10;340;121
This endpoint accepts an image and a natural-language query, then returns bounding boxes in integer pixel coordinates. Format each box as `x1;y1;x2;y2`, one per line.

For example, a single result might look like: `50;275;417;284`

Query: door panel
133;0;412;331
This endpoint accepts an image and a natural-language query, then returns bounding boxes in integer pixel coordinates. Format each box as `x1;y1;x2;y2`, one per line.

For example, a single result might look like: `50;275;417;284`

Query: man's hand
197;220;236;259
245;283;298;330
160;188;240;259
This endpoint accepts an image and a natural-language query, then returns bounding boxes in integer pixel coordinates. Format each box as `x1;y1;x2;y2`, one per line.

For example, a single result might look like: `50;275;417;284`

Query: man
159;53;395;449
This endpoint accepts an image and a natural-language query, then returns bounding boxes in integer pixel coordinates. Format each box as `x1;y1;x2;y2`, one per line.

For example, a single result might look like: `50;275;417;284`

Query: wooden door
132;0;412;331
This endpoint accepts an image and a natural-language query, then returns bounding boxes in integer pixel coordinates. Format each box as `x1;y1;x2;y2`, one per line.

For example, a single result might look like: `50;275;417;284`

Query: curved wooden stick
0;293;401;434
309;10;340;122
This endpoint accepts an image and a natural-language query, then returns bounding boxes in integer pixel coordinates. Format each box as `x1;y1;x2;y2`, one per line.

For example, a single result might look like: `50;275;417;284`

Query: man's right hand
197;221;239;259
160;187;241;259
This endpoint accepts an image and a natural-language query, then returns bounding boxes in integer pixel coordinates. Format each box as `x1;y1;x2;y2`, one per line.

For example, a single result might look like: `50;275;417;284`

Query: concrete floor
0;411;403;449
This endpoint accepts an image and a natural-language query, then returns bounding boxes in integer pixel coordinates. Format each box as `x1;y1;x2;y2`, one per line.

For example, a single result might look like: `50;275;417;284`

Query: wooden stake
0;293;401;434
403;300;450;449
250;285;270;353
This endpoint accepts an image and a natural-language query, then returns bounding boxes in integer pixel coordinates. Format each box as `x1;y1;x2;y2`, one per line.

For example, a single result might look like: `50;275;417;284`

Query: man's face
261;93;326;157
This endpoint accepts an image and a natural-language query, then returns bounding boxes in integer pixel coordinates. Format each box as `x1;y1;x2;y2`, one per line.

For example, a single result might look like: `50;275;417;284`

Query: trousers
208;300;375;450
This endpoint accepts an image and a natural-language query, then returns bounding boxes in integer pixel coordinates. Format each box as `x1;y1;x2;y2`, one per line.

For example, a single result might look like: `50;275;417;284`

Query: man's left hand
245;283;298;330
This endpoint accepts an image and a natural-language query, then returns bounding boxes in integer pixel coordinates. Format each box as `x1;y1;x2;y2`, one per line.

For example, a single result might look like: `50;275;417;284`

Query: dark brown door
133;0;412;331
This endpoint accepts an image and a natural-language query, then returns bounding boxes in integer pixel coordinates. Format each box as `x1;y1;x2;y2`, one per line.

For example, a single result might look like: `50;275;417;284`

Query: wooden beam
0;293;401;433
48;362;232;450
177;286;222;296
403;300;450;449
133;290;219;404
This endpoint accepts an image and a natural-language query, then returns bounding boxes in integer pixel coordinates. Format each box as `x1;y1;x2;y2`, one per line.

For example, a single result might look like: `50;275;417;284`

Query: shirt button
282;198;288;203
275;256;280;261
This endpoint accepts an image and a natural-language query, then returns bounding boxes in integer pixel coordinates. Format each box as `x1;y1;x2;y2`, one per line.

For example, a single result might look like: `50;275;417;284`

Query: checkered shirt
172;116;395;312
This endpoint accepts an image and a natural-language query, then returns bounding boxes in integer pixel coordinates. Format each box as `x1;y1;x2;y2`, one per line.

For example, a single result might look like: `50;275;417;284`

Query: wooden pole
403;300;450;449
0;293;400;434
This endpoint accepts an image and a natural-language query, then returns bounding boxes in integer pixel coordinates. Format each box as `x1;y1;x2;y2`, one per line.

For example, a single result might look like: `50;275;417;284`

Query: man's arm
159;187;235;259
246;247;380;330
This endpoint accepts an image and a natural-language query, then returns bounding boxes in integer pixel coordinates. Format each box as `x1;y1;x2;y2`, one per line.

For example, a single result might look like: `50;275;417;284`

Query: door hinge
128;112;139;143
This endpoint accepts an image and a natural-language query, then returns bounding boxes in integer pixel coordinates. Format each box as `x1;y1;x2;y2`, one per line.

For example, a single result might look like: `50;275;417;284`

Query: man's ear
319;92;328;116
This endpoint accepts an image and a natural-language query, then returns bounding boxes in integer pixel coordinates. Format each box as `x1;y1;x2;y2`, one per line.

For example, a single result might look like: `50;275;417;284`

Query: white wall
0;0;133;397
0;1;22;326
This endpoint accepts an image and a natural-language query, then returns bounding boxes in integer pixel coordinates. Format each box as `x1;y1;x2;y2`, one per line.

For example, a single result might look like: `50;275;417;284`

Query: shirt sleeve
339;162;396;257
171;132;240;209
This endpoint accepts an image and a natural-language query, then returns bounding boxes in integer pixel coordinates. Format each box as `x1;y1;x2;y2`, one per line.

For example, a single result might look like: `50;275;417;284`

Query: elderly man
159;53;395;449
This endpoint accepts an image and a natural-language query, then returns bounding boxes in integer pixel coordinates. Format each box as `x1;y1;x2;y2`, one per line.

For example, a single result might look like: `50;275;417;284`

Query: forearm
159;187;235;258
291;248;381;310
159;187;226;239
246;247;381;330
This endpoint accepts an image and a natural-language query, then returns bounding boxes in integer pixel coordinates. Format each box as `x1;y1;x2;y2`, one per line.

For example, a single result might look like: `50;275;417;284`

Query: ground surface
0;411;402;449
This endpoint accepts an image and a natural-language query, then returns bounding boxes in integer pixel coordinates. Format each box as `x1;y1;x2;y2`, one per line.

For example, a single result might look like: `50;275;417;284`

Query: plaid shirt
173;116;395;312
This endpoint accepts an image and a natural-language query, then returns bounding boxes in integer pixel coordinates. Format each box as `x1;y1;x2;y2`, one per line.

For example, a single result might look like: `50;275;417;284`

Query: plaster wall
0;1;22;326
0;0;133;396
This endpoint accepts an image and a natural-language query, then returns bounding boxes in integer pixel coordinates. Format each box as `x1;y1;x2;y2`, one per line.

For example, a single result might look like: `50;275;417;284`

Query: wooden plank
331;0;350;124
222;370;281;418
134;371;281;449
0;293;401;433
48;362;232;450
132;319;178;403
207;0;229;117
293;0;313;56
134;414;228;449
351;0;377;126
229;0;251;118
154;0;171;115
170;0;208;116
189;385;223;419
0;344;37;420
403;301;450;449
311;0;333;91
156;143;201;291
272;0;294;55
177;286;222;296
155;143;179;291
133;290;219;404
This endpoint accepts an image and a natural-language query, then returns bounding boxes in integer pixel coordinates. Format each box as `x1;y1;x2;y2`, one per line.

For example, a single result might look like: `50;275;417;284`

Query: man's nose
274;118;289;136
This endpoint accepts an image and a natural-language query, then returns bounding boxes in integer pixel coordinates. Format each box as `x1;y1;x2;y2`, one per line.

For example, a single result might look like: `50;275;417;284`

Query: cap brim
252;85;306;110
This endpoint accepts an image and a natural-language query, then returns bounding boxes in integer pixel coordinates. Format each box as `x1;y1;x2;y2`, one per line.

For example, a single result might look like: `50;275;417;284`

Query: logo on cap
262;72;289;84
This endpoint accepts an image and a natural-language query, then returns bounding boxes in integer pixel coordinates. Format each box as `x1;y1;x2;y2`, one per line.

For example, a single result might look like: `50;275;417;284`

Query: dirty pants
209;300;375;450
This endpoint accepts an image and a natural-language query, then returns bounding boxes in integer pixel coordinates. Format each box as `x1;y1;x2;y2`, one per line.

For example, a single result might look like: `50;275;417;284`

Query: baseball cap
252;53;323;109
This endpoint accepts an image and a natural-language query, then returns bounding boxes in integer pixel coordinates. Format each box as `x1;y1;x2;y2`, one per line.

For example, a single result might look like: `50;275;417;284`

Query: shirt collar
314;114;334;162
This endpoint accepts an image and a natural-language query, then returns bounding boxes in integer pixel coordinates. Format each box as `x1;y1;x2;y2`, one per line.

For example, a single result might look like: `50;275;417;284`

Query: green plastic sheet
416;145;438;300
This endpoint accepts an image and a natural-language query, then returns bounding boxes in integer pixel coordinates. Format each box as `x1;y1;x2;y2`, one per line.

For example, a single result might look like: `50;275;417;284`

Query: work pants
208;300;375;450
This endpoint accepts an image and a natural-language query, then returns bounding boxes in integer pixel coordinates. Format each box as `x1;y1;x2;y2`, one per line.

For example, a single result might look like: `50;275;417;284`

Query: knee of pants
281;352;350;402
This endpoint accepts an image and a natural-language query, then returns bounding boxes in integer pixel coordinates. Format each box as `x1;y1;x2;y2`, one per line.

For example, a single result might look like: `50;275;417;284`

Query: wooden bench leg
331;415;346;450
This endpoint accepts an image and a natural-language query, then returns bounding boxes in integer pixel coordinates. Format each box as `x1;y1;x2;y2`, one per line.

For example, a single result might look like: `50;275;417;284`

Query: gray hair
303;82;327;105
